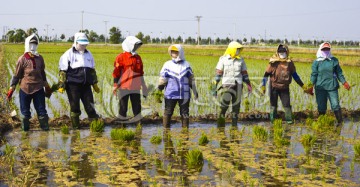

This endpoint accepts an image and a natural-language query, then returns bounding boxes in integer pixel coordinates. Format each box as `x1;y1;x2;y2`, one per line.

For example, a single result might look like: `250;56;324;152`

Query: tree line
2;26;360;47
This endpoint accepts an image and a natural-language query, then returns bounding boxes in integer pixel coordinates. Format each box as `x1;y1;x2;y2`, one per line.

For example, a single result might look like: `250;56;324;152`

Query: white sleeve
59;51;69;71
215;58;224;71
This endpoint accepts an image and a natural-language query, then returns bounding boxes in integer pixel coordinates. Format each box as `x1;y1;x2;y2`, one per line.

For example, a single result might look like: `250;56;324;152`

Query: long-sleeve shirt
11;52;47;94
311;57;346;90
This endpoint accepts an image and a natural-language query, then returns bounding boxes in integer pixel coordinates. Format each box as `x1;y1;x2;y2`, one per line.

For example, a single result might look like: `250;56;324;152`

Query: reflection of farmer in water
112;36;148;123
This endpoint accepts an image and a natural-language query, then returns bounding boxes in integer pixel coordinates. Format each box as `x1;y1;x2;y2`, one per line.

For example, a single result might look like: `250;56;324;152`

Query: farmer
112;36;148;123
58;32;100;129
157;44;198;128
260;44;310;124
212;41;252;126
7;34;52;131
309;42;350;126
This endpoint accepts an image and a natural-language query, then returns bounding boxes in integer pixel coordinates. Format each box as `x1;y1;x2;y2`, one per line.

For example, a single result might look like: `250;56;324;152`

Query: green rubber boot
38;115;49;131
21;116;31;131
181;117;189;129
163;115;171;129
70;112;81;129
270;106;277;123
284;107;293;124
334;110;343;127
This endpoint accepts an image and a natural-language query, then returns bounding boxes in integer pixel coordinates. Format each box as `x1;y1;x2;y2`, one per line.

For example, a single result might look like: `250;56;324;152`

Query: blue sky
1;0;360;41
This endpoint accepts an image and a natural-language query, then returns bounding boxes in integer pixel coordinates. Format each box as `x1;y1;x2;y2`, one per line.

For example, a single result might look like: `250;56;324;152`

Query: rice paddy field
1;43;360;186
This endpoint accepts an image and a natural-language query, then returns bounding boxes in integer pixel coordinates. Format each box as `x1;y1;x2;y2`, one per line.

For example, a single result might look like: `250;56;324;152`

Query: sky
1;0;360;42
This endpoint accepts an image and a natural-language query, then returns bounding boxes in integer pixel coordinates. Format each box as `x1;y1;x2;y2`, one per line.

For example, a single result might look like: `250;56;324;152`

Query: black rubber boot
163;115;171;129
318;111;326;116
334;110;343;127
21;116;31;131
181;117;189;129
70;112;81;129
284;107;293;124
270;106;277;123
38;115;49;131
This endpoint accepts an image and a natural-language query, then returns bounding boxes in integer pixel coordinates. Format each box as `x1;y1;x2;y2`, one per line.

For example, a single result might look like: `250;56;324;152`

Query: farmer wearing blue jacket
310;42;350;126
157;44;198;128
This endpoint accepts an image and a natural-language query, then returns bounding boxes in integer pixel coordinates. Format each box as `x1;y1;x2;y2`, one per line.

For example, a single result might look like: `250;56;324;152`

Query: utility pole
104;21;108;44
45;24;50;42
81;11;84;32
195;16;202;45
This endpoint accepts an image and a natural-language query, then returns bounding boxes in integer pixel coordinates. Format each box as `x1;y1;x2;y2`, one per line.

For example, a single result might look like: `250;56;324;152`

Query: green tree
109;27;121;44
60;34;65;40
135;32;144;42
88;30;99;42
9;29;26;43
98;34;105;42
143;35;151;44
26;28;38;36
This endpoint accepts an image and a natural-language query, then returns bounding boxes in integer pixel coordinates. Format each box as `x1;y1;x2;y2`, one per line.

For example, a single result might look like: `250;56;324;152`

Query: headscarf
168;44;185;63
24;34;39;56
224;41;243;59
316;42;333;61
122;36;143;55
269;44;291;63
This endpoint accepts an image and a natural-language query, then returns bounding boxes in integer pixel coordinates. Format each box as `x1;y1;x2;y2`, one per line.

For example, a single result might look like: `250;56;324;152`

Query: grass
253;125;268;142
300;134;317;154
312;114;336;133
354;142;360;157
150;135;162;145
60;125;70;134
198;133;210;146
90;119;105;133
110;128;135;142
185;149;204;171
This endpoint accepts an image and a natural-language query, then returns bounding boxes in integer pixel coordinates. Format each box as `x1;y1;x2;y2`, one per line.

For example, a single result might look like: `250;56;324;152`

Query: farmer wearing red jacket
113;36;148;122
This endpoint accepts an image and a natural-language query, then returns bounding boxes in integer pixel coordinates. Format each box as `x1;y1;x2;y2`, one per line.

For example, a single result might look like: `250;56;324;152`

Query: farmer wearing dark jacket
58;32;100;129
261;44;311;124
7;34;52;131
309;42;350;126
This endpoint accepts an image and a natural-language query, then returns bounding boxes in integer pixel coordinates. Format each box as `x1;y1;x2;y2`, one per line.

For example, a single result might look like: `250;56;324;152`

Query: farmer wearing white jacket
58;33;100;129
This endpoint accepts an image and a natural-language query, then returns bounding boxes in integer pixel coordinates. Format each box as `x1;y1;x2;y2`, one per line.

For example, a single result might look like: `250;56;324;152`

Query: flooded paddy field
1;118;360;186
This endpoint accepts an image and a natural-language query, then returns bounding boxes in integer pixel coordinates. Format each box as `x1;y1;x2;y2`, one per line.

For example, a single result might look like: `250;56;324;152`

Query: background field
3;43;360;119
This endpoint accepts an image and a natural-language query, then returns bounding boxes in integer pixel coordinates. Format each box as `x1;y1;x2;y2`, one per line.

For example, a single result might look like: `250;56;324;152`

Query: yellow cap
170;45;179;52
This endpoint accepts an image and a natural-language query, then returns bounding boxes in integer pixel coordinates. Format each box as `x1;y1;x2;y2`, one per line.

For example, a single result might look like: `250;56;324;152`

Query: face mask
29;43;38;53
235;48;241;56
321;51;330;58
76;43;87;54
279;52;287;59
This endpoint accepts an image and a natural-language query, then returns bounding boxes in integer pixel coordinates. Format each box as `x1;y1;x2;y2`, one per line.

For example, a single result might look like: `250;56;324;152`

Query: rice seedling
198;133;209;146
90;119;105;133
353;142;360;157
305;118;314;126
185;149;204;171
60;124;70;134
217;116;225;126
150;135;162;145
300;134;317;154
110;128;135;142
253;125;268;142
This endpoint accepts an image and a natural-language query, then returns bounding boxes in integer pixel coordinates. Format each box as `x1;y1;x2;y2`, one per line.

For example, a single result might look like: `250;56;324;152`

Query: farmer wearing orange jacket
113;36;148;122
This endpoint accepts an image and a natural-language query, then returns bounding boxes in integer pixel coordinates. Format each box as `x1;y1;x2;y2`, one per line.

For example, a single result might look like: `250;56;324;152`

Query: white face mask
76;43;87;54
279;52;287;59
235;48;241;56
29;43;38;53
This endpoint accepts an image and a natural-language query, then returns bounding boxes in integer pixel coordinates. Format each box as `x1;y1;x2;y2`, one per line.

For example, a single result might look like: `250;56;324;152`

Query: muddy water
1;120;360;186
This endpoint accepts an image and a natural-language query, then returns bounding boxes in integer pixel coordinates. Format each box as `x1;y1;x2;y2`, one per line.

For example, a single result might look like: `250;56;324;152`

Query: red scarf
24;52;36;69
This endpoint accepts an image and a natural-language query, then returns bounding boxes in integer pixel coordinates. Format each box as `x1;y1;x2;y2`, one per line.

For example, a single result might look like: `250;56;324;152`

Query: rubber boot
70;112;81;129
21;116;31;131
318;111;326;116
334;110;343;127
163;115;171;129
38;115;49;131
231;113;238;127
284;107;293;124
270;106;277;123
181;117;189;129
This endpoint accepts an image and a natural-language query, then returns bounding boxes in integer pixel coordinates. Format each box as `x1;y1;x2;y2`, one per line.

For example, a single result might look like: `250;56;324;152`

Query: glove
260;85;266;94
6;87;15;100
343;82;350;90
193;92;199;100
302;83;314;95
113;83;119;96
246;83;252;94
93;83;100;93
45;85;52;98
58;71;66;93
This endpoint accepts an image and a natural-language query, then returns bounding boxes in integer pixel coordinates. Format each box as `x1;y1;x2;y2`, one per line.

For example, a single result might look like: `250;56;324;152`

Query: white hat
75;33;89;45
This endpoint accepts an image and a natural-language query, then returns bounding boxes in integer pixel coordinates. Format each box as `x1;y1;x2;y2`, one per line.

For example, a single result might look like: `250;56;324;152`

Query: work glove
302;83;314;95
246;83;252;94
113;83;119;96
6;86;15;101
93;83;100;93
153;88;164;103
44;85;52;98
260;85;266;94
58;71;66;93
343;82;351;90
